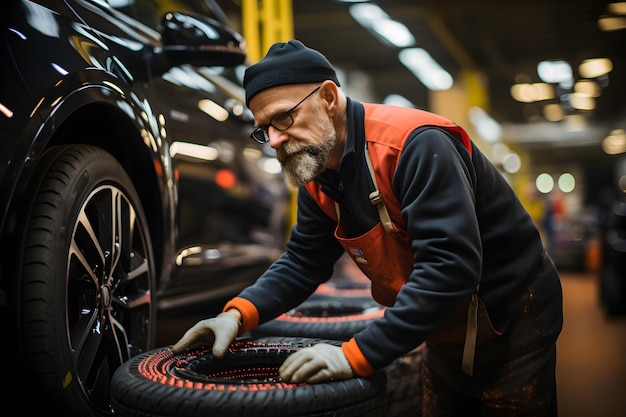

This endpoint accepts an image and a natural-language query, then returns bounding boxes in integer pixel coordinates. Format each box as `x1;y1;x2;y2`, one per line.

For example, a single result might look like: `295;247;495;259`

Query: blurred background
204;1;626;415
217;1;626;283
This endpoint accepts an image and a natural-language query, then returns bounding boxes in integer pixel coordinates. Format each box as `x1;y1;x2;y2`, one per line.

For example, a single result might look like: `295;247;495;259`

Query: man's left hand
279;343;354;384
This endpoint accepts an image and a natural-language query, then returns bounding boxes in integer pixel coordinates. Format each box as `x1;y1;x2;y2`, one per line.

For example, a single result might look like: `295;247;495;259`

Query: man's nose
268;127;290;148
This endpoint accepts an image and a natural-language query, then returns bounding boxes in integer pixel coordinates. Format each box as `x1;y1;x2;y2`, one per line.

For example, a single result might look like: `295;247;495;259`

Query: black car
0;0;290;415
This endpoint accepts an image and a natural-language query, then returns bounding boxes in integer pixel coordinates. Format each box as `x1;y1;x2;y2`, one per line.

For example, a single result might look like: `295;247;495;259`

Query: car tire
110;336;388;417
308;280;374;300
17;145;156;417
252;296;386;340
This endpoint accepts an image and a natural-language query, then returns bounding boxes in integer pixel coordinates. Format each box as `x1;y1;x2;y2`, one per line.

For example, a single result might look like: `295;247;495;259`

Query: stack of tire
110;336;388;417
110;267;422;416
251;275;423;417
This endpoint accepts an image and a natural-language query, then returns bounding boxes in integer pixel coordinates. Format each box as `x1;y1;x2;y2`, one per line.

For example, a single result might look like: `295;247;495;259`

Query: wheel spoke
74;319;105;380
109;188;123;278
68;241;103;354
76;209;107;266
107;186;153;355
68;191;109;353
108;312;131;362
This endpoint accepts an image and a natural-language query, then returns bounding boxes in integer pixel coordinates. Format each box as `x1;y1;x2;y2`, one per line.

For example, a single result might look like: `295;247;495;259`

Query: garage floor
556;270;626;417
157;266;626;417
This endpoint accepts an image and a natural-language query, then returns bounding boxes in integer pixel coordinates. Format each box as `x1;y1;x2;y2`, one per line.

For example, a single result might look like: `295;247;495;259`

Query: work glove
171;312;241;358
279;343;354;384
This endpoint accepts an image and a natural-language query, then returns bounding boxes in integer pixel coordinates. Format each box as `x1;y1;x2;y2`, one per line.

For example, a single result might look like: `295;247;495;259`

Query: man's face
249;84;336;187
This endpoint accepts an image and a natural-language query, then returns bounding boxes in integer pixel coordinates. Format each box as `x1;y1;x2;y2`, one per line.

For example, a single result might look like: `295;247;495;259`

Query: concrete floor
556;270;626;417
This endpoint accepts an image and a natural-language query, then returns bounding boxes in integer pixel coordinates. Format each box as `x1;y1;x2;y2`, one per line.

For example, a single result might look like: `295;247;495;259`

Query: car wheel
18;145;156;416
110;336;387;417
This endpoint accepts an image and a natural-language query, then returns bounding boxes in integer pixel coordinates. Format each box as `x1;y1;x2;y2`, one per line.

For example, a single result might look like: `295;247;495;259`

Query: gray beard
277;121;337;187
281;149;325;187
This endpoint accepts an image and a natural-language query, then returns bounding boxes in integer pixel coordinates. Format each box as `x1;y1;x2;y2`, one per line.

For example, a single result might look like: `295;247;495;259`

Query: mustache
276;143;320;163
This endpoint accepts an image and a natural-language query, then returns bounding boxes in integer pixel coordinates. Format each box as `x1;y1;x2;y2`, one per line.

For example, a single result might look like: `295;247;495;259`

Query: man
172;40;563;416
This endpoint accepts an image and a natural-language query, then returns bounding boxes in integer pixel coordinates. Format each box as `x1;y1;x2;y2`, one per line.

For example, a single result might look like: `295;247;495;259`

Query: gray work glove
171;312;241;358
279;343;354;384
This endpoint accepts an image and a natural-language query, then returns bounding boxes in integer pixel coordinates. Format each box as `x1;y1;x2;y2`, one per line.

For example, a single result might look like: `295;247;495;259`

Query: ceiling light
501;152;521;174
598;15;626;31
578;58;613;78
383;94;416;108
398;48;453;91
537;60;573;87
536;173;554;194
558;173;576;193
566;93;595;111
608;2;626;14
349;3;389;27
260;157;282;175
349;3;414;47
467;106;502;142
543;104;565;121
574;80;600;97
510;83;555;102
602;129;626;155
371;19;415;47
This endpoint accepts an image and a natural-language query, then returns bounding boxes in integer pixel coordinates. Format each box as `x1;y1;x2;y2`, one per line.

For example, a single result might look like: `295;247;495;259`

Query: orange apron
331;144;490;376
332;144;413;307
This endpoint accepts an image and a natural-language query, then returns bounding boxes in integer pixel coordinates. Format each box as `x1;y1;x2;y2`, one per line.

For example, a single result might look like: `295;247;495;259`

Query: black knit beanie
244;40;340;107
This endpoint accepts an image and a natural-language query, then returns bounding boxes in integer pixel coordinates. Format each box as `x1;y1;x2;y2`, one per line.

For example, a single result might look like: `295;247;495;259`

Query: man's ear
320;80;339;113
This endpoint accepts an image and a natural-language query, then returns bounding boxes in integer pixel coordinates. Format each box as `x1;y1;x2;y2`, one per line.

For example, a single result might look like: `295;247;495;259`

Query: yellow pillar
241;0;297;230
242;0;261;62
242;0;293;63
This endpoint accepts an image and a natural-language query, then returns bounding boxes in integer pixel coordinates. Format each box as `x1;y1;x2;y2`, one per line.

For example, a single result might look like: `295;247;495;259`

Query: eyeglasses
249;86;321;144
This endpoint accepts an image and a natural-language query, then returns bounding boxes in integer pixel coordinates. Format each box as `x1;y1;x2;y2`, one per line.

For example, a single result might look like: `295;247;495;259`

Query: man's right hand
171;311;241;358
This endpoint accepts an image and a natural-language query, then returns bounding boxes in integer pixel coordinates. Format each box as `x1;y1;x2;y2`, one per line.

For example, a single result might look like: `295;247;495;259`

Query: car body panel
1;0;288;319
1;1;289;415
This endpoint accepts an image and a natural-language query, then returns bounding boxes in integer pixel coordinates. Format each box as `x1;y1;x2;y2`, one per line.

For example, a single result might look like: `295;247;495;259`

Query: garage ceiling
222;1;626;168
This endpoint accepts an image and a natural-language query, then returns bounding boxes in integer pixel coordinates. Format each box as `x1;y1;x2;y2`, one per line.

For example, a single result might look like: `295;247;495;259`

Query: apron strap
462;288;479;376
364;144;398;235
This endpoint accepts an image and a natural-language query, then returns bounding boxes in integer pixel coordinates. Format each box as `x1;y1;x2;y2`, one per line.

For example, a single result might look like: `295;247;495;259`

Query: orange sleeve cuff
223;297;259;335
342;338;374;377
